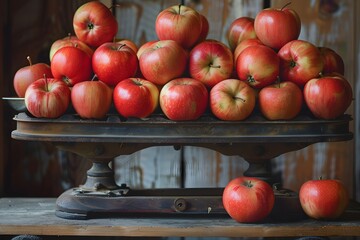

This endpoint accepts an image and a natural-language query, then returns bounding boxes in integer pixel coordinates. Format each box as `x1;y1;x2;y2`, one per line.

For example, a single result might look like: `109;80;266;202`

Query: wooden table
0;198;359;238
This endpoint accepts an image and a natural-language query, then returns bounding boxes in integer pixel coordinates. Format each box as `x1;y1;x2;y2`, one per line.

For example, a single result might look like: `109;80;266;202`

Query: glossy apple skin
233;38;264;64
92;42;138;87
25;78;70;118
49;35;93;61
278;40;324;87
196;14;209;44
236;45;280;89
227;17;257;51
210;79;255;121
155;5;202;49
113;78;159;118
51;46;92;87
139;40;188;86
73;1;118;48
71;80;112;119
319;47;345;75
223;177;275;223
299;179;349;220
13;58;53;97
258;81;303;120
303;75;352;119
254;6;301;50
189;40;233;88
160;78;208;121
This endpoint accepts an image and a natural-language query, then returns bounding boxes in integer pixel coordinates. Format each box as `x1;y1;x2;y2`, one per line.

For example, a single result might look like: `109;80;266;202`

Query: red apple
254;3;301;50
92;42;138;87
139;40;188;86
113;78;159;118
51;46;92;87
71;80;112;119
73;1;118;48
227;17;257;51
159;78;208;121
210;79;255;121
319;47;345;75
155;4;202;49
223;177;275;223
136;40;158;59
49;35;93;61
25;77;70;118
196;14;209;44
13;56;53;97
233;38;264;64
299;178;349;219
278;40;324;87
236;45;280;89
189;40;233;88
258;81;303;120
303;75;352;119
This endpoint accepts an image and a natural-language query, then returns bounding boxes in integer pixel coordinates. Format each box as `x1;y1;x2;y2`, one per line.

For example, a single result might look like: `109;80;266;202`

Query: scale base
55;187;306;221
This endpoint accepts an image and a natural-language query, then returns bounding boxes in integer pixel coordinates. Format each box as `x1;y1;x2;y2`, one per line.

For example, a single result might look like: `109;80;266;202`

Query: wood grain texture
0;198;359;238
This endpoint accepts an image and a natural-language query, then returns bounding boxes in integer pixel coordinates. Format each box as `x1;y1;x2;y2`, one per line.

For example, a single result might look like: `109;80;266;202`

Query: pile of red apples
13;1;352;121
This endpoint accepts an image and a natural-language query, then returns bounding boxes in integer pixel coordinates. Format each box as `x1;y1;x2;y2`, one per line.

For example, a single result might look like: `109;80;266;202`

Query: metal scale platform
10;110;353;220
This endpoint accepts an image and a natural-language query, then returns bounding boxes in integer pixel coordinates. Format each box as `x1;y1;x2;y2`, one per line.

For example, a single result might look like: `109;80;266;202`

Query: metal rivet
174;198;187;212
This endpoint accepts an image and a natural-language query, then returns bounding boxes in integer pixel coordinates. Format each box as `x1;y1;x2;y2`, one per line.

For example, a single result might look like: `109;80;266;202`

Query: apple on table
138;40;188;86
155;4;202;49
236;45;280;89
73;1;118;48
51;45;92;87
25;76;71;118
227;17;257;51
13;56;53;98
92;42;138;87
303;74;353;119
254;2;301;50
71;79;113;119
113;78;159;119
189;40;233;88
278;39;324;87
222;176;275;223
258;81;303;120
159;78;208;121
210;79;256;121
49;34;93;62
299;178;349;220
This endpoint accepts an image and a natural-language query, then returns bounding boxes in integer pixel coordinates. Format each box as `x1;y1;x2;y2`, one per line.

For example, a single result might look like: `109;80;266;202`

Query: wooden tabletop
0;198;359;238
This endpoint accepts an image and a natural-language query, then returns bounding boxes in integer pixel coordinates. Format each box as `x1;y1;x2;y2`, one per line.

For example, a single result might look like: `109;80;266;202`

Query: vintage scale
7;99;353;220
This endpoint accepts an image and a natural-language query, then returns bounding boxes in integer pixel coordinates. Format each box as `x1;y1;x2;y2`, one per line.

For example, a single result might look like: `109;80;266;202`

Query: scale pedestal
11;112;353;220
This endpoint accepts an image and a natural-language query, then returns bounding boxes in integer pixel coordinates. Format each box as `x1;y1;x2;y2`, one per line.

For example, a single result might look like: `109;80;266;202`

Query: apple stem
233;96;246;103
91;74;97;81
178;4;182;13
26;56;32;66
281;2;292;11
209;63;221;69
118;43;126;50
67;33;71;40
242;180;253;188
290;60;296;68
247;75;256;84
